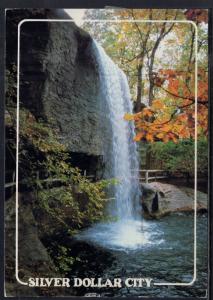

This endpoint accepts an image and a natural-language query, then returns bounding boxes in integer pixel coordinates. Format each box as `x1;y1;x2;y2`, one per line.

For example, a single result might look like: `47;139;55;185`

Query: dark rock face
5;193;58;296
5;9;112;296
34;22;105;157
141;182;207;219
7;8;111;168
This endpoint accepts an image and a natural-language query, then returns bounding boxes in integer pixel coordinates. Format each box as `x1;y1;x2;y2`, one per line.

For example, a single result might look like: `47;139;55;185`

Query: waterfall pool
70;214;207;297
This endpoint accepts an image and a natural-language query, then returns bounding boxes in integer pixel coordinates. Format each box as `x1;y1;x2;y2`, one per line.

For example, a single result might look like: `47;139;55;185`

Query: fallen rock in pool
141;182;207;219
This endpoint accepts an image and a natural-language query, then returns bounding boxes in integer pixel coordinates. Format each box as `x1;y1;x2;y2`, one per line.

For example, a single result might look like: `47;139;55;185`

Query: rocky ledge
141;182;207;219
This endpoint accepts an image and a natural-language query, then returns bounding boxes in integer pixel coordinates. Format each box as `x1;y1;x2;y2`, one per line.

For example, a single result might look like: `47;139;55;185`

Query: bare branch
156;84;208;106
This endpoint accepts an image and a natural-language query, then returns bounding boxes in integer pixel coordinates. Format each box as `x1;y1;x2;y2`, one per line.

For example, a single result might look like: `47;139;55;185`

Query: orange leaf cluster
125;66;208;143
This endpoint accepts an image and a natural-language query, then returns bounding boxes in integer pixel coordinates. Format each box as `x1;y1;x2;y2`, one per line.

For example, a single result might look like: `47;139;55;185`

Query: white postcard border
15;18;198;287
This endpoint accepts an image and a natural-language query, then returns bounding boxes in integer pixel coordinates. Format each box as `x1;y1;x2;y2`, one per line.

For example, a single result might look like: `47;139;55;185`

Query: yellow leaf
152;99;164;110
156;132;165;139
124;113;134;121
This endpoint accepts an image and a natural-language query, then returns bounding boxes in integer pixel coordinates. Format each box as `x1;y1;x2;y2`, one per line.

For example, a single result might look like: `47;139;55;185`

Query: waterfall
92;41;141;221
76;41;151;251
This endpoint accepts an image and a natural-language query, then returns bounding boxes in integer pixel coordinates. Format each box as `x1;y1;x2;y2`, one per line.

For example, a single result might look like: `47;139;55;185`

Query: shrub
149;137;208;178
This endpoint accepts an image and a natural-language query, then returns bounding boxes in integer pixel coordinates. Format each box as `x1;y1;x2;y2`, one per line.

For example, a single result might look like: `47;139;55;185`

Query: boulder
141;182;207;219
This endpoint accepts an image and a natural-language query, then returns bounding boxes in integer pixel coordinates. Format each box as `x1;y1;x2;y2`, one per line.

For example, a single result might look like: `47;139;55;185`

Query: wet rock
141;182;207;219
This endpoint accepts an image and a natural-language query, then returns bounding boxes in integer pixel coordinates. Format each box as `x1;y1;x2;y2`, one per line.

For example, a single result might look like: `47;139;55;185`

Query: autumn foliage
123;9;208;143
125;67;208;143
83;8;208;144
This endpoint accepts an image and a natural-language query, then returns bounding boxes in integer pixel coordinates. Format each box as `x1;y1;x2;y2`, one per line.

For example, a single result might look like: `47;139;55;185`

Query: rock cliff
5;8;112;296
7;8;111;174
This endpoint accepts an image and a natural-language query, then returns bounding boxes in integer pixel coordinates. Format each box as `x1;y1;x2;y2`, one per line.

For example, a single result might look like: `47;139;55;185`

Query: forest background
82;8;208;182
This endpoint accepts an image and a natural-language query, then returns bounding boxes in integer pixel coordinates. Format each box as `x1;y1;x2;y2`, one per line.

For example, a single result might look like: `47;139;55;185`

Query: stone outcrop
141;182;207;219
7;8;112;173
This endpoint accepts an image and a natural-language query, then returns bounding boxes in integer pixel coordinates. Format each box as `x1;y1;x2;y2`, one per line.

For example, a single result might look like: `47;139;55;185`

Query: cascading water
77;41;160;250
93;41;141;221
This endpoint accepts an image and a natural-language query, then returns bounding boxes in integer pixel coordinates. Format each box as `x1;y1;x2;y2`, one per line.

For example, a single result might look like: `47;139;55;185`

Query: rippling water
72;214;208;297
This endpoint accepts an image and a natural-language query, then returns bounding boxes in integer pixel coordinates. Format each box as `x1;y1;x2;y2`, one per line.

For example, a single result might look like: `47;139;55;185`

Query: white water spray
77;42;159;250
93;41;141;221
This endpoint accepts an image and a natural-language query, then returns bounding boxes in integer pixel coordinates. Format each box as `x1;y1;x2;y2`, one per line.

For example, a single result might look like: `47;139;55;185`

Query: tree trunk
148;21;175;105
134;63;144;112
148;36;163;105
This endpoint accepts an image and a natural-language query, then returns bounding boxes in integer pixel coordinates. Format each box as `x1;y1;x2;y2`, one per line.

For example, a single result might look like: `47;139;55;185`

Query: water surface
71;214;208;297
